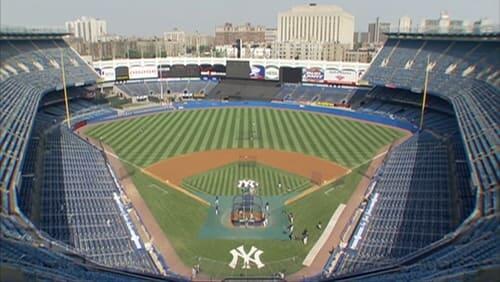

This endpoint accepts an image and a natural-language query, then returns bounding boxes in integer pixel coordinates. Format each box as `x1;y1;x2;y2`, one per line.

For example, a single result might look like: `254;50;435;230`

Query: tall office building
399;16;413;33
65;16;107;43
277;3;354;47
368;17;390;44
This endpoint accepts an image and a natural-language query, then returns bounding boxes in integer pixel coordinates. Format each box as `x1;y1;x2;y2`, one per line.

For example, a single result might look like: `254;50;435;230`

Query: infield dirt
144;149;349;187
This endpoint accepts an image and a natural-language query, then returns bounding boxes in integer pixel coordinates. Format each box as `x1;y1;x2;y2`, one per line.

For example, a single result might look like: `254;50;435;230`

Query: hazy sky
1;0;498;36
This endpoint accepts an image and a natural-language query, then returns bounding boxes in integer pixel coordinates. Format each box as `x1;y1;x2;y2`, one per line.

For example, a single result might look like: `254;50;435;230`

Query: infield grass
182;162;311;197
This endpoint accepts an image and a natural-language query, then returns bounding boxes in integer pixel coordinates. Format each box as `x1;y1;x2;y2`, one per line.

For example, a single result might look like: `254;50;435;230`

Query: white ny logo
228;245;265;269
237;180;258;189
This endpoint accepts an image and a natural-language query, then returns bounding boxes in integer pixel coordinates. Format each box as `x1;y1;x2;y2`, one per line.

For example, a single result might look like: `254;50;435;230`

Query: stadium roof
385;28;500;42
0;25;70;39
385;32;500;41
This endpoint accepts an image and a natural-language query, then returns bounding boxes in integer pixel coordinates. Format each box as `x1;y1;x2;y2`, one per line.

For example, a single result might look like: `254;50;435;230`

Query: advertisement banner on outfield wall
115;66;130;81
302;67;324;83
200;64;226;77
129;66;157;80
100;67;116;82
324;68;357;84
265;66;279;80
249;65;265;80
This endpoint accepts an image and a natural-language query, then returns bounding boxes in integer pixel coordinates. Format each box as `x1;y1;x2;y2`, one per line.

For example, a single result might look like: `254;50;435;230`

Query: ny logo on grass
229;245;264;269
237;180;258;189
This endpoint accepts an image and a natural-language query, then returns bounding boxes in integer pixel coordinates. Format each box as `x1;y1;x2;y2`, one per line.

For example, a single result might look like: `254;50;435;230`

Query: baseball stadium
1;9;499;282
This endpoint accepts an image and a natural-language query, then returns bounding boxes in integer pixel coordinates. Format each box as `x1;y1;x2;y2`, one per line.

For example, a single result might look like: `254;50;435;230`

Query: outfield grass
87;108;405;168
182;162;311;197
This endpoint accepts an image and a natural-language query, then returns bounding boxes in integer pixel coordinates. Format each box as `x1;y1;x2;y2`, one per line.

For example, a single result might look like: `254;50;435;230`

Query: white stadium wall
92;58;369;85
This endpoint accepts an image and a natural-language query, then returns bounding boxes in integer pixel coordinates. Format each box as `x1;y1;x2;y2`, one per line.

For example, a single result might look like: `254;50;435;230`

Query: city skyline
1;0;498;36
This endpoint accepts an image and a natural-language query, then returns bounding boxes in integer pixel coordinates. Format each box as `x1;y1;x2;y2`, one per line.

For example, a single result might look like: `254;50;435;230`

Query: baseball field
85;107;406;277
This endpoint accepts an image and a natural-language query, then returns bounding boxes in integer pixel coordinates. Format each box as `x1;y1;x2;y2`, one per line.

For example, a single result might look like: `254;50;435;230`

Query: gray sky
1;0;498;36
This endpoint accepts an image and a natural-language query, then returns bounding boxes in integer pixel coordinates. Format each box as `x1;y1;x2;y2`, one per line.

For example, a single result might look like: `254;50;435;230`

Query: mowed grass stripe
139;113;178;164
118;114;163;151
179;109;213;154
331;118;365;165
321;115;361;166
208;108;225;150
155;112;186;159
269;110;290;151
308;114;347;163
158;110;198;160
276;110;301;153
348;121;388;159
285;110;315;157
183;162;311;197
224;109;237;149
119;114;166;156
303;112;337;160
296;112;333;161
131;114;180;166
170;110;205;157
262;108;277;149
88;108;404;168
190;109;217;153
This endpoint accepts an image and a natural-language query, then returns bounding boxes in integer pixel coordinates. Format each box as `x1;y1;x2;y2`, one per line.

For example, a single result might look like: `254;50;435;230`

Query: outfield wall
83;101;418;133
92;58;369;84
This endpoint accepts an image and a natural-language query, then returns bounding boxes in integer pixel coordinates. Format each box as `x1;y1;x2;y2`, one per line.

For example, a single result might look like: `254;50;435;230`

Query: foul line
149;184;168;195
141;169;211;206
284;150;389;206
324;184;344;195
303;204;346;266
101;148;210;207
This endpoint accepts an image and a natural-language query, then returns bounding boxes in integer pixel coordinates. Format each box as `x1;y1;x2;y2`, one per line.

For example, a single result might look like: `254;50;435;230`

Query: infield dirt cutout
144;149;349;200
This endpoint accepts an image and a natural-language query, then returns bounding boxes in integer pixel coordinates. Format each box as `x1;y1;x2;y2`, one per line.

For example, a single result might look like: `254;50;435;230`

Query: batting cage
231;190;265;226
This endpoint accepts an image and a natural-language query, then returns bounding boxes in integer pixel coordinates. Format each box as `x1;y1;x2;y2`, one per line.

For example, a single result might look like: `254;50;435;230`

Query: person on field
215;195;219;206
191;267;197;279
215;205;219;215
265;202;270;213
317;221;322;230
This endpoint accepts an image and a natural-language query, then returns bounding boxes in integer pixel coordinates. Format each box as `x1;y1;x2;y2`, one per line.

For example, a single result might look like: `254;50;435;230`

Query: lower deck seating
15;102;159;275
330;215;500;281
0;237;183;281
116;80;217;97
207;79;281;101
332;132;456;275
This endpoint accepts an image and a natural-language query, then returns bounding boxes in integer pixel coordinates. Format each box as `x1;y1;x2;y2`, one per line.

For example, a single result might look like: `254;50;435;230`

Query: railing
0;25;68;35
386;25;500;35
